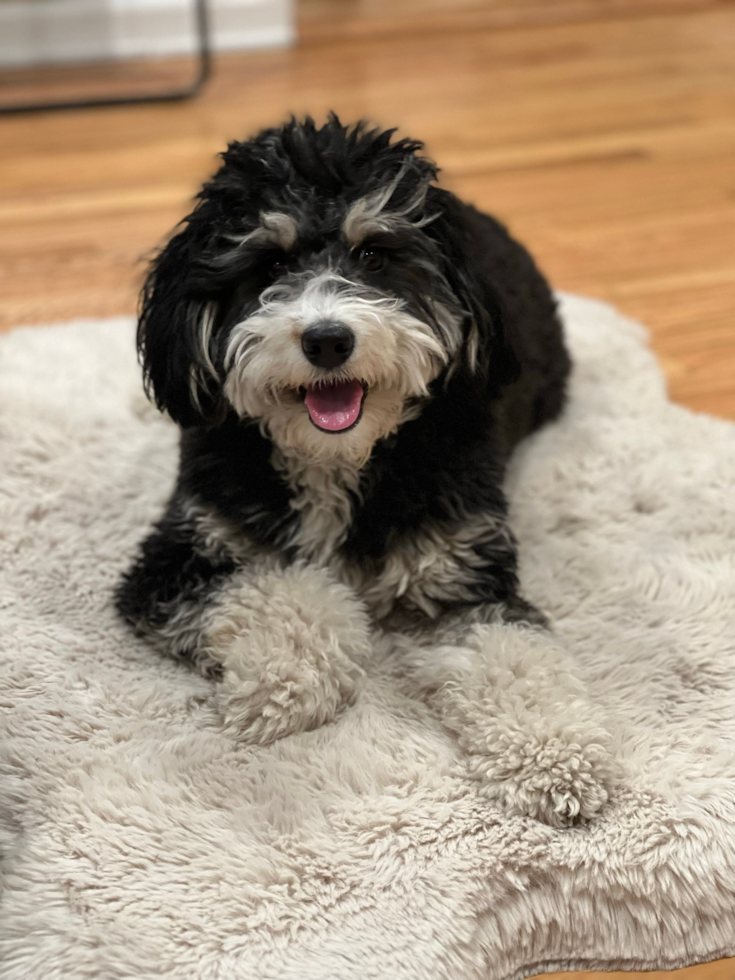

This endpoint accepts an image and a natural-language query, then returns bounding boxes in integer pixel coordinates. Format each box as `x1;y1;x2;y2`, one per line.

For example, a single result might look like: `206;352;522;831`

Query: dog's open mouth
301;379;367;433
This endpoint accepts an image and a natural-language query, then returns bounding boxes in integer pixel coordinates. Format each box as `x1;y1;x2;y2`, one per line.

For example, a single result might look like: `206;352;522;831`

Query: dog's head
139;115;516;465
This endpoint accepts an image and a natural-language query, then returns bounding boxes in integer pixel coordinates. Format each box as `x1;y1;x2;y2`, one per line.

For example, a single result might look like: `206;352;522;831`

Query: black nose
301;322;355;369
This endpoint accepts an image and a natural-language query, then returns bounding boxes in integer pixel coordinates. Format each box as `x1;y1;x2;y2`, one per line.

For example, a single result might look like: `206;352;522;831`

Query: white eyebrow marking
258;211;298;251
225;211;299;253
342;165;434;246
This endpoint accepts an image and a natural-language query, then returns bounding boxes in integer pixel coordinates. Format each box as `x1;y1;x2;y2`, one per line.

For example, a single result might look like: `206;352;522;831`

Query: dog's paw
434;624;615;826
463;726;613;827
218;640;362;745
205;563;371;745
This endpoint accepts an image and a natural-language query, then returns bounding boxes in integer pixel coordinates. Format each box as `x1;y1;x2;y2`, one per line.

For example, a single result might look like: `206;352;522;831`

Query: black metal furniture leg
0;0;211;114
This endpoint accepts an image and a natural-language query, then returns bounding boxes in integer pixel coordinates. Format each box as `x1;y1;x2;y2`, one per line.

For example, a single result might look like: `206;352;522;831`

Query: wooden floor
1;2;734;419
1;3;734;978
1;3;734;420
542;965;734;980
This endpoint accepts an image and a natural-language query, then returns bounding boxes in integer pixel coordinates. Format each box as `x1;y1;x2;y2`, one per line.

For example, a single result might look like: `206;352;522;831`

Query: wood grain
299;0;735;41
0;7;733;972
532;960;735;980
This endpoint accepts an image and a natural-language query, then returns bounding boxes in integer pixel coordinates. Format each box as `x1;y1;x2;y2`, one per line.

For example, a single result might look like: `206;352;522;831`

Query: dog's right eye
268;256;288;279
360;248;386;273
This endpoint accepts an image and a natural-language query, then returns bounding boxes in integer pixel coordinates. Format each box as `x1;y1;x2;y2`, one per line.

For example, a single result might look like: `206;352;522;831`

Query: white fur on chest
272;452;511;621
275;451;361;565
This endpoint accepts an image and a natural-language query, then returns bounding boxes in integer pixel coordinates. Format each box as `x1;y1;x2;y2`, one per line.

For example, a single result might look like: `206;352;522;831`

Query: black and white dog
117;116;614;826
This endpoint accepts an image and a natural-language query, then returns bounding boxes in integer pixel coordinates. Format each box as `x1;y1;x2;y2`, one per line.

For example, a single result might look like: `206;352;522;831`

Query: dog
116;115;614;826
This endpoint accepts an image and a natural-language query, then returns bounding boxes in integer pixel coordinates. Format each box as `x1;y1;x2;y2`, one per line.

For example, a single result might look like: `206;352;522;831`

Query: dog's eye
360;248;386;273
270;259;288;278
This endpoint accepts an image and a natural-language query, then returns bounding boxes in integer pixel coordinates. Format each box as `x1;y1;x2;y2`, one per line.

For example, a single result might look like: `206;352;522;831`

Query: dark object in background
0;0;210;115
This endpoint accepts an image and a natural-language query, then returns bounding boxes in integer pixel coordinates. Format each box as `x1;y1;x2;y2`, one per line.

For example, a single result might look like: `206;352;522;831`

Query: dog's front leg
203;562;372;744
117;522;371;744
391;615;615;826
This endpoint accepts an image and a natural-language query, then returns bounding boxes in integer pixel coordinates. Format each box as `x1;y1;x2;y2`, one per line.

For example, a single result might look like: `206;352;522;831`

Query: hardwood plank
533;958;735;980
299;0;734;42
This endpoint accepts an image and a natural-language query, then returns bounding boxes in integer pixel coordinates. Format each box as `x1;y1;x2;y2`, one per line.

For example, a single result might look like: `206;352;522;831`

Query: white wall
0;0;294;68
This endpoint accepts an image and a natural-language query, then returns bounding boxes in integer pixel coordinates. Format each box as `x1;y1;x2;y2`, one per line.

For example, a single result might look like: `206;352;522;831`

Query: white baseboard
0;0;294;68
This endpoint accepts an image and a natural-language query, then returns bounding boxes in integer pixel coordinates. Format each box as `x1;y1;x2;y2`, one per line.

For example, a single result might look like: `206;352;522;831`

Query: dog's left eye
360;248;386;273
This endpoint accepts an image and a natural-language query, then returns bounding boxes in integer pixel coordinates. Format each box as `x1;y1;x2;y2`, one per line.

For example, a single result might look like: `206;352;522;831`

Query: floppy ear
138;225;224;428
426;188;520;393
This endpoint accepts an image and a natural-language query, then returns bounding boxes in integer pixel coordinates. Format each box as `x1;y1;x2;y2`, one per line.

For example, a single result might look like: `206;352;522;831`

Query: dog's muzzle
299;321;366;433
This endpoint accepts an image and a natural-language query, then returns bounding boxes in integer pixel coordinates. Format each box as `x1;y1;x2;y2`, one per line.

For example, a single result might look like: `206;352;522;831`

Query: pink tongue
304;379;364;432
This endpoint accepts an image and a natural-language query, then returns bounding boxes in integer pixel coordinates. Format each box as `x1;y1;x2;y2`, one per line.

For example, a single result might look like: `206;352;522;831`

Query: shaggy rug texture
1;294;734;980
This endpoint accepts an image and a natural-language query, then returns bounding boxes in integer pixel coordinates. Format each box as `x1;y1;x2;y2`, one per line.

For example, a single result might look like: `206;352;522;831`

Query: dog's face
139;117;510;466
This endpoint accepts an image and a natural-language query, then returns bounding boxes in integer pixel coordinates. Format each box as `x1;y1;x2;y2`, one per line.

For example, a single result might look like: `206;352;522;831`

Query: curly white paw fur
203;563;371;745
401;623;615;827
459;722;612;827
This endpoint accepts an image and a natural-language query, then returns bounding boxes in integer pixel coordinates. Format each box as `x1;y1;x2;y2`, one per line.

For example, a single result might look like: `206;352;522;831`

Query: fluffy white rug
1;295;734;980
